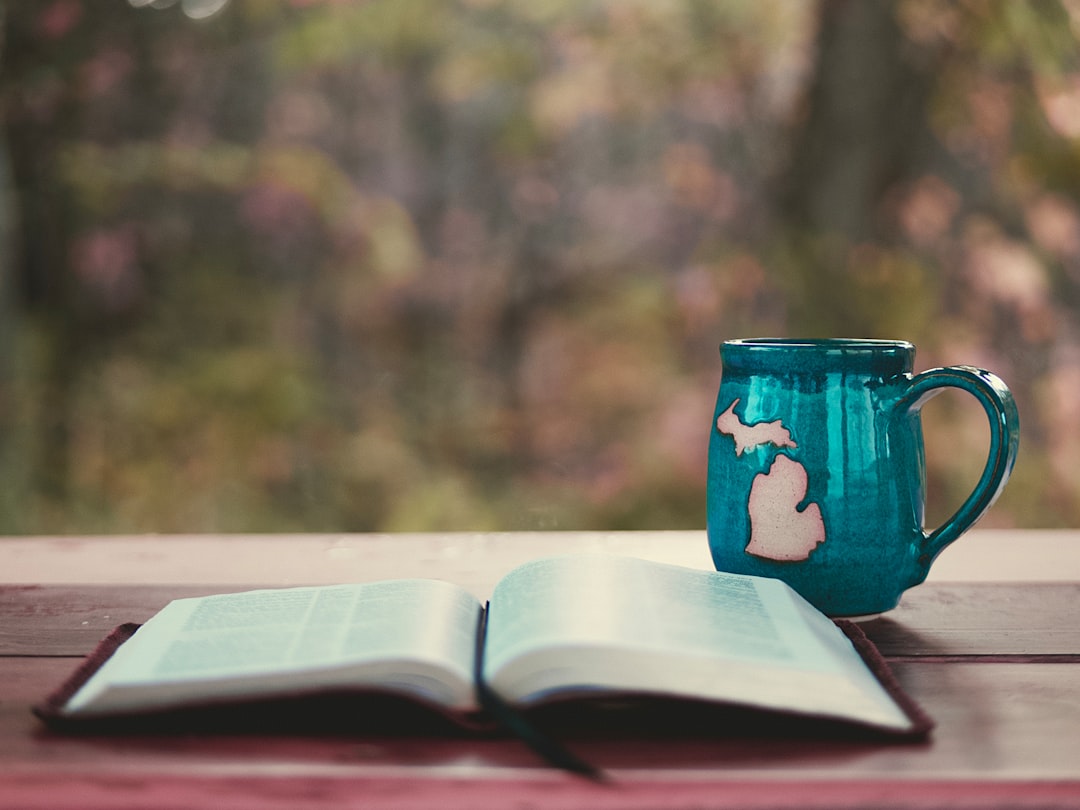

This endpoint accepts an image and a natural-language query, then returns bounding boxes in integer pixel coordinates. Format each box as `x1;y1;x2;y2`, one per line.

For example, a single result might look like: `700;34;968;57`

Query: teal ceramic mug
706;338;1020;617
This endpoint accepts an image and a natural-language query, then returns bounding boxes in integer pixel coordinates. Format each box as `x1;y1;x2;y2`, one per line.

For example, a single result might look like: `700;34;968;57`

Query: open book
38;554;930;748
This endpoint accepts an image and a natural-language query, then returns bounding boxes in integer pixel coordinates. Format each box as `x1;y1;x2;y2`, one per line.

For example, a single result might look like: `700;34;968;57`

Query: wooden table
3;529;1080;809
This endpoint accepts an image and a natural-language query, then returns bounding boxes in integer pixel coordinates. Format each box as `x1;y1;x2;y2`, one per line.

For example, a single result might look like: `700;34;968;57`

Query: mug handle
893;365;1020;567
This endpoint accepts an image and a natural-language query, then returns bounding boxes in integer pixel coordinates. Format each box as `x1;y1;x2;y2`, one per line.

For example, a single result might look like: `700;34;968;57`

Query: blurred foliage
1;0;1079;534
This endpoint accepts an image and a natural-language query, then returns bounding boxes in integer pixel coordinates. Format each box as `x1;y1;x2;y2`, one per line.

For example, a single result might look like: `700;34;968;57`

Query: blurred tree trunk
0;6;17;526
2;5;162;505
1;5;271;515
3;7;83;502
776;0;946;336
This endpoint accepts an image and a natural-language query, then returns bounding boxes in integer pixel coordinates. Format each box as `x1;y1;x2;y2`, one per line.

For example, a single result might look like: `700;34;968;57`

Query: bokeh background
1;0;1077;535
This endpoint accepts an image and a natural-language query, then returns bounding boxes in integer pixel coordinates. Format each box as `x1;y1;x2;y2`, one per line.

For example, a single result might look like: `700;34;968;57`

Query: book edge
835;619;935;737
33;622;143;724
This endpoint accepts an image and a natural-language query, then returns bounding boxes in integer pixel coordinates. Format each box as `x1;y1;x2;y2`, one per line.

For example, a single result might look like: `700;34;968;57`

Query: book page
67;579;482;716
482;554;912;731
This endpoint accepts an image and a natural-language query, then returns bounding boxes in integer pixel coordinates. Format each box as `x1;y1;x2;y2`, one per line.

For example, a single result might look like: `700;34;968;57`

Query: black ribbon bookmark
473;604;606;782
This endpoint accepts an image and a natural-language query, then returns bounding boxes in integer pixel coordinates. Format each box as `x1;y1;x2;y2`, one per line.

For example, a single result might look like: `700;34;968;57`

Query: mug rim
723;337;915;351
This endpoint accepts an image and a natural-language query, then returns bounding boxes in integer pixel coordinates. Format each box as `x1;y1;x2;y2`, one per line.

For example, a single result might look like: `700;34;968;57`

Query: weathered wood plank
1;774;1078;810
864;582;1080;657
4;657;1080;808
5;582;1080;658
2;530;1078;587
0;531;716;588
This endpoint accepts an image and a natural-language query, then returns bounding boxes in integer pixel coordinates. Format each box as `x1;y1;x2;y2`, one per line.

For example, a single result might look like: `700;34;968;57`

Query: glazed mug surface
706;338;1020;617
